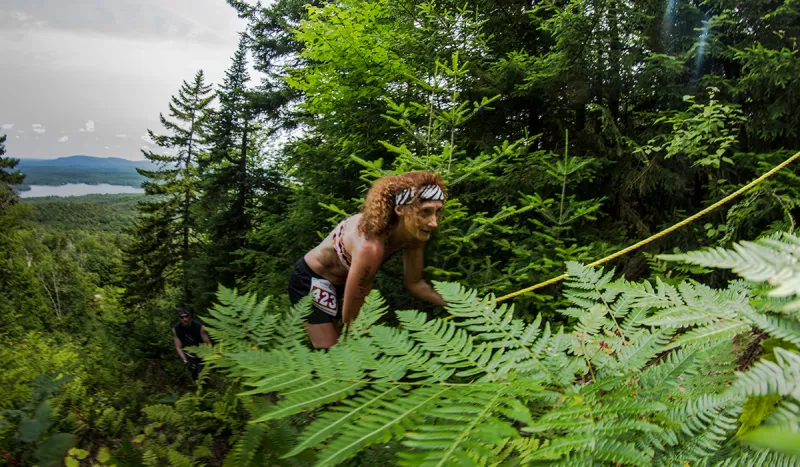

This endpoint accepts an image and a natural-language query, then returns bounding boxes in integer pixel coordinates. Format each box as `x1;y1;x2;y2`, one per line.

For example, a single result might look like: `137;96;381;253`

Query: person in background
172;308;211;380
289;171;447;349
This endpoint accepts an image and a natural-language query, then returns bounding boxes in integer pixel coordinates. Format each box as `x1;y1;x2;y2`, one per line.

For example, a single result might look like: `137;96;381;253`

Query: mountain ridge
16;155;155;188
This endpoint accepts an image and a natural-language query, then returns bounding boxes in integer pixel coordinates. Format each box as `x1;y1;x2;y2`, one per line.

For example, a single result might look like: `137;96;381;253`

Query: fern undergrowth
194;233;800;466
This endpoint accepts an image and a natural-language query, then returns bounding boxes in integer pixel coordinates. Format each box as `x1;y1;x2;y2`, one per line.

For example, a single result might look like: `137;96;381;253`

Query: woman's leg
304;322;340;349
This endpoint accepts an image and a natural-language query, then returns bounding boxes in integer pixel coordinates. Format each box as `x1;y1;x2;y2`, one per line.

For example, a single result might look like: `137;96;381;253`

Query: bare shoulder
356;237;385;259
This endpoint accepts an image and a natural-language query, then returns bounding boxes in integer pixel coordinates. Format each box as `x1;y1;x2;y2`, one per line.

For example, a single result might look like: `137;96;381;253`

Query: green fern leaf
228;423;266;467
283;385;405;458
398;386;523;466
732;347;800;398
313;386;454;466
348;290;388;338
669;319;750;348
370;326;454;382
396;309;504;381
615;329;672;371
167;449;195;467
662;233;800;312
435;281;567;384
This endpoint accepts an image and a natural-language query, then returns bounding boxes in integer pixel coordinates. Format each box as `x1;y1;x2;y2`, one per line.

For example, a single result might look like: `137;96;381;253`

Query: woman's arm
403;244;446;306
342;241;383;324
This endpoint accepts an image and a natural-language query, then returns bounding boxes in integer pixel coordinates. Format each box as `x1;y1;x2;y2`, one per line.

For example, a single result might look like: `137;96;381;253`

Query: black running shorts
288;258;345;324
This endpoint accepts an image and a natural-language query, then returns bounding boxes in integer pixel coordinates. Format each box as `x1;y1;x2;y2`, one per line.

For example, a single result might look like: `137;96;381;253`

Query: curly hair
358;171;447;239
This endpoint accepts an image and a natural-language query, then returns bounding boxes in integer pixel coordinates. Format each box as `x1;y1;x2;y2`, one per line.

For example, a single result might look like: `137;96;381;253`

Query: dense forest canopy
1;0;800;465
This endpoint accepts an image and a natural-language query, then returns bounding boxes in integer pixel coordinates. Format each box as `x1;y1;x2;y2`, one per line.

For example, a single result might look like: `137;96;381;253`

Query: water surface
20;183;145;198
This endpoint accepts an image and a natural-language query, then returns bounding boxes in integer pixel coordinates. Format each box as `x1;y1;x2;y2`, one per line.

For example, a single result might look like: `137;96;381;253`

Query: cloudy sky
1;0;254;160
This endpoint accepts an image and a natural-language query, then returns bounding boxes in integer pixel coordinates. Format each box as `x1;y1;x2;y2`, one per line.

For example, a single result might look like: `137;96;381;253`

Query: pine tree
0;134;24;211
122;70;214;309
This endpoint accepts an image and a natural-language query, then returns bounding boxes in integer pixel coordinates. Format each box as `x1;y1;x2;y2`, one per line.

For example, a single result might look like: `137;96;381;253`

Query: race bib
310;277;339;316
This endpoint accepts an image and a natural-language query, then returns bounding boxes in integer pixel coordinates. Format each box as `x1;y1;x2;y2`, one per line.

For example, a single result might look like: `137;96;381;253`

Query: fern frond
369;326;454;382
312;386;454;466
142;404;183;425
228;346;366;421
620;306;652;336
662;233;800;312
656;406;741;466
348;290;388;338
274;296;310;348
283;385;406;458
712;447;800;467
167;449;195;467
204;286;275;351
435;282;569;384
766;399;800;432
397;309;504;381
740;308;800;346
620;277;683;310
589;438;652;467
615;329;672;372
227;423;266;467
574;305;607;336
732;347;800;398
638;345;709;391
669;319;750;348
398;385;528;466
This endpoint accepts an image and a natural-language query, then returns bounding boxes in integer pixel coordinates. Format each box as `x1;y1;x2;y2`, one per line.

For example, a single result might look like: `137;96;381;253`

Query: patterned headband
395;184;445;205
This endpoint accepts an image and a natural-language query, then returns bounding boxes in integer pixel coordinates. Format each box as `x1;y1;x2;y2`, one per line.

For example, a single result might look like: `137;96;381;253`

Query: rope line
490;149;800;304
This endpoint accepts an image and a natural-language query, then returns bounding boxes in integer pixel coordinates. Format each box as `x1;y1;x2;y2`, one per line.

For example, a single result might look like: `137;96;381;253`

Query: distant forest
16;156;152;190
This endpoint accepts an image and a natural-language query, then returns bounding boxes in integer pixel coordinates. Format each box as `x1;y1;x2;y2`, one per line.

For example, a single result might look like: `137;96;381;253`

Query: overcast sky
1;0;254;160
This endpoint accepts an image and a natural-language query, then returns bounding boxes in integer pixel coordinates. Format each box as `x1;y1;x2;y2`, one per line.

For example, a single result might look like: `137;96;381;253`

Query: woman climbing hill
289;171;447;349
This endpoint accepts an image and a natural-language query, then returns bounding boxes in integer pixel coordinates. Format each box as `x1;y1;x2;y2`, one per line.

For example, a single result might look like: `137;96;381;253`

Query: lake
20;183;145;198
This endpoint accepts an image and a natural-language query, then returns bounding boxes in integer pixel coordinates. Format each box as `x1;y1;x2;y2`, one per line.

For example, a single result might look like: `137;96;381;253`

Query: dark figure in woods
289;171;448;349
172;309;211;380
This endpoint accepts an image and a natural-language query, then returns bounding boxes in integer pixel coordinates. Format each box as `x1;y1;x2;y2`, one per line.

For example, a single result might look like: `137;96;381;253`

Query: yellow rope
490;149;800;304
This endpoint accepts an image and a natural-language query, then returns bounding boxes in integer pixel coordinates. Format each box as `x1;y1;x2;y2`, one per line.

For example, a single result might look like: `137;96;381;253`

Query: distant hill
16;156;156;189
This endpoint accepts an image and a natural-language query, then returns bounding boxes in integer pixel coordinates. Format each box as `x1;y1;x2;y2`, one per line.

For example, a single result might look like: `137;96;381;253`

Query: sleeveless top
174;320;203;347
332;220;352;270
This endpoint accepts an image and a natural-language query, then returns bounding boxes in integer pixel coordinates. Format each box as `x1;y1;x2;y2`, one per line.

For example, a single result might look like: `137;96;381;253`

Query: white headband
395;184;444;205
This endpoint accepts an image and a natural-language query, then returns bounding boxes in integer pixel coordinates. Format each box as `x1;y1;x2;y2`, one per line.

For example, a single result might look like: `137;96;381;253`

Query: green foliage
1;376;75;467
636;87;746;168
132;382;244;467
202;233;800;465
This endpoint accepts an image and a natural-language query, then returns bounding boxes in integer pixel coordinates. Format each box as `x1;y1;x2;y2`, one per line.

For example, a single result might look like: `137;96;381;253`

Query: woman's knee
305;323;340;349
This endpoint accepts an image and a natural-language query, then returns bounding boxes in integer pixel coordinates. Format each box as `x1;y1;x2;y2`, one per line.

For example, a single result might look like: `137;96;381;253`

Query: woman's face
398;200;444;241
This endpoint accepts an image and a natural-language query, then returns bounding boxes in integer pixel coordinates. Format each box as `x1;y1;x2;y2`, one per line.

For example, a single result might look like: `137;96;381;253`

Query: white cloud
58;135;68;143
115;134;128;138
104;146;110;150
141;134;155;145
141;145;150;150
11;11;33;22
32;123;46;134
78;120;95;132
1;123;14;130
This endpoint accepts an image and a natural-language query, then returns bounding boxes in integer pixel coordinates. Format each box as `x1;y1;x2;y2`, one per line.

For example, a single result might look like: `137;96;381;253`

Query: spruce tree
0;134;24;211
195;37;289;310
122;70;214;310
